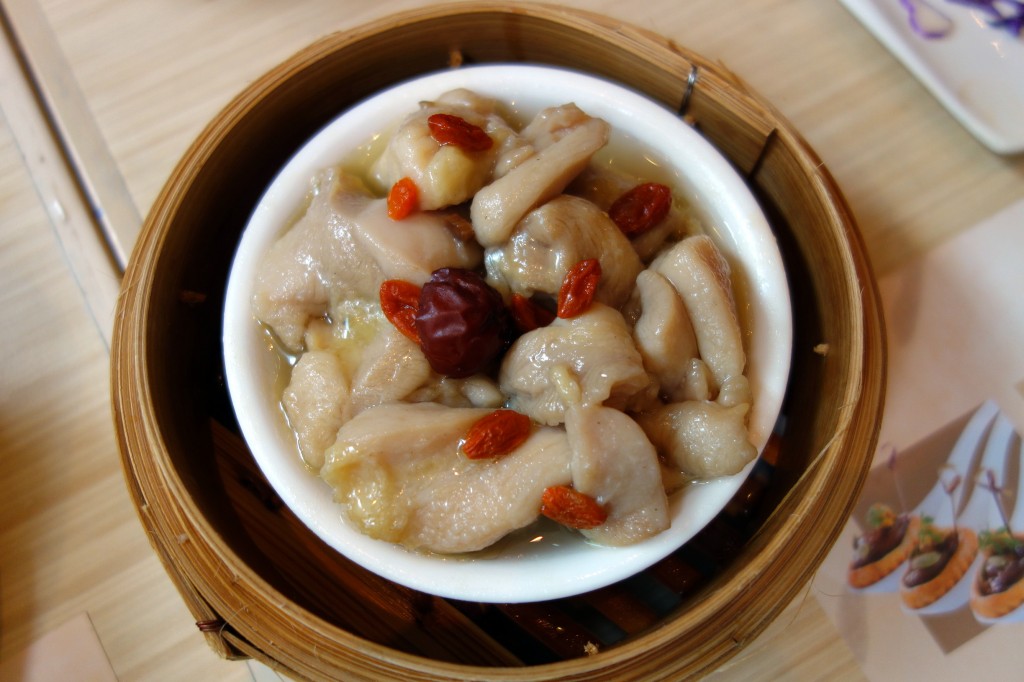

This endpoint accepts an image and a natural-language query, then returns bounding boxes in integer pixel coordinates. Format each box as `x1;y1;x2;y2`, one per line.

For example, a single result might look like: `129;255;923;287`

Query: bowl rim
221;62;793;603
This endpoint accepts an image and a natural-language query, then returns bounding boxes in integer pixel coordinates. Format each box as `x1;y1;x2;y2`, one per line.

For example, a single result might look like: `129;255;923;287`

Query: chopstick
1;0;141;347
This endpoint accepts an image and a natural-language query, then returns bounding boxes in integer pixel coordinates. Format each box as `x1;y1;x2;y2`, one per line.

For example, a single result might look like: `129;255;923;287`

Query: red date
415;268;513;378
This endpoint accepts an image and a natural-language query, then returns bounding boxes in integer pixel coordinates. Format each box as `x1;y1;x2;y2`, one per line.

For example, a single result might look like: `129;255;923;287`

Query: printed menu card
813;199;1024;680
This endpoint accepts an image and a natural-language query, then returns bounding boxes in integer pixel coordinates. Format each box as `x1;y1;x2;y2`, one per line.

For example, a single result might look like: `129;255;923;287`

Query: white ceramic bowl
223;64;792;603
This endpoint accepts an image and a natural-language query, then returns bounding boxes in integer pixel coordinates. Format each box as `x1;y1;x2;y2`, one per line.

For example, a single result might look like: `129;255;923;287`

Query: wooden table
1;1;1020;679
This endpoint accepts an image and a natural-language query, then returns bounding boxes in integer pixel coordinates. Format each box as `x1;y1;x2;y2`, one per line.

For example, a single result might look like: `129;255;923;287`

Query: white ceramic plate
840;0;1024;154
223;65;792;603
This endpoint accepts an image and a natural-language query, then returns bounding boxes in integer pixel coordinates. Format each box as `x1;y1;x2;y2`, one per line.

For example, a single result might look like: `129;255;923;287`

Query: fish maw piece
320;403;573;553
632;270;699;401
566;405;669;546
252;169;383;352
349;323;432;414
371;90;518;210
352;199;482;286
500;303;650;425
652;235;745;392
471;117;610;247
282;349;352;470
639;400;756;478
484;195;642;309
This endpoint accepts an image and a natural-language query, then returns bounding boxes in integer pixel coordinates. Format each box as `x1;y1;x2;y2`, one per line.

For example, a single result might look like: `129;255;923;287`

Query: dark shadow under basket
111;3;886;680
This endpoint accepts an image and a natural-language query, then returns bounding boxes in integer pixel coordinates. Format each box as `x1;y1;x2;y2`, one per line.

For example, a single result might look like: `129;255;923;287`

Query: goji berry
557;258;602;319
608;182;672;236
379;279;421;343
387;177;418;220
461;409;532;459
427;113;493;152
540;485;607;529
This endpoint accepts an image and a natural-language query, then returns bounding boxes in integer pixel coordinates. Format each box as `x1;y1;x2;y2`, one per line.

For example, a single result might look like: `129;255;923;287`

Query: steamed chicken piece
309;305;503;415
282;349;352;470
566;405;669;545
348;321;433;414
519;103;595;150
500;303;652;425
484;194;643;309
252;169;381;351
371;89;519;210
349;197;482;285
631;270;703;402
639;400;756;478
639;235;756;477
320;403;573;553
252;168;481;352
568;164;695;262
486;102;595;180
491;102;612;179
471;113;610;247
651;235;745;394
282;308;432;469
488;103;598;180
285;310;501;471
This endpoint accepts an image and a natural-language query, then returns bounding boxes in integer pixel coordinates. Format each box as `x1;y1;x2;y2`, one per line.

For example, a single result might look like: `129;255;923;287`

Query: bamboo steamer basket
111;3;886;680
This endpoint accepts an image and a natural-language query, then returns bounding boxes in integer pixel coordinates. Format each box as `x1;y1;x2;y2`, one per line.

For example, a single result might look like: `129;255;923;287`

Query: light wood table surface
1;0;1021;679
